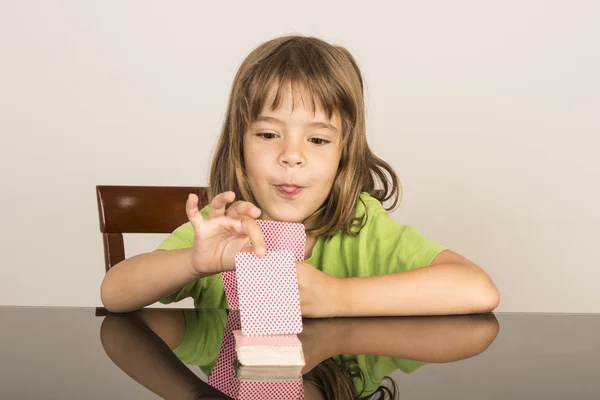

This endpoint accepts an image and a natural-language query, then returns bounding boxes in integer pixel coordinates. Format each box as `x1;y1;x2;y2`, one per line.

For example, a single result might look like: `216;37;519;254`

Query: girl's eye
257;132;278;140
309;138;330;146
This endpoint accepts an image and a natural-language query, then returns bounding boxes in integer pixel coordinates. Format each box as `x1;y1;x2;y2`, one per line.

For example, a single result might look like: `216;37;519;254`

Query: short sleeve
364;208;448;276
392;357;427;373
159;278;203;305
156;222;194;251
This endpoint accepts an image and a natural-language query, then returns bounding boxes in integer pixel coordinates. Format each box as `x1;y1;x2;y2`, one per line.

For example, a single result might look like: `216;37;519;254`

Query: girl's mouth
275;185;303;198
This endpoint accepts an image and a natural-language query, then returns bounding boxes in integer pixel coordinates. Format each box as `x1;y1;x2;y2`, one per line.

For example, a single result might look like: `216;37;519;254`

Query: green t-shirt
157;192;447;308
174;308;428;397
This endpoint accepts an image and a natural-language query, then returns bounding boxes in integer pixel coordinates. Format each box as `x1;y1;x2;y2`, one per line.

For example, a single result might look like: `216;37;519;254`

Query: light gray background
1;1;598;312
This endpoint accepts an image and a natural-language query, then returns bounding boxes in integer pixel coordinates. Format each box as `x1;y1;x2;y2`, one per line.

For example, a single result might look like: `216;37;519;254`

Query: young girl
100;34;500;317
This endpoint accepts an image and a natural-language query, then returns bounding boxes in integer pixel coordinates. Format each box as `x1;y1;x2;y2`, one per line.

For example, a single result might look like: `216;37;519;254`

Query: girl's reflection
101;309;498;399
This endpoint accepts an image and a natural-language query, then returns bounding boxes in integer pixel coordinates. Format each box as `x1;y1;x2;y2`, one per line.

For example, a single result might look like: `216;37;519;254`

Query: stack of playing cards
222;220;306;336
235;364;304;381
235;250;303;336
233;330;305;374
207;309;305;399
231;378;305;399
214;220;307;399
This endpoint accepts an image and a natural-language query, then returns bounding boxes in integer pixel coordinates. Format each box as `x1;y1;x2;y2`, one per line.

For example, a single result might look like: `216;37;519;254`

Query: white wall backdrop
1;0;598;312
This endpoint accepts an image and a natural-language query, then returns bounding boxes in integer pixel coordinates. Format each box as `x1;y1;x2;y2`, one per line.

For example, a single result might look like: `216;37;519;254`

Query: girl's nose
279;141;306;168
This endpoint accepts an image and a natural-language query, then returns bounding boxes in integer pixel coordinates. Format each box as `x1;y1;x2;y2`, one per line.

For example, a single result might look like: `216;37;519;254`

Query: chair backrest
96;186;388;272
96;185;209;271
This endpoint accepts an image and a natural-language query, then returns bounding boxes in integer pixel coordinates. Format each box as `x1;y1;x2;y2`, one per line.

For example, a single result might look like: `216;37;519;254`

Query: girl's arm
100;192;266;313
100;249;209;313
334;249;500;317
299;313;499;371
329;313;499;362
100;310;231;399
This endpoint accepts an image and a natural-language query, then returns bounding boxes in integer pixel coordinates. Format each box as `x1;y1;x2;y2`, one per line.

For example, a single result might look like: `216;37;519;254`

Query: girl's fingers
209;216;266;256
225;201;262;219
239;216;266;256
208;191;236;219
185;194;203;229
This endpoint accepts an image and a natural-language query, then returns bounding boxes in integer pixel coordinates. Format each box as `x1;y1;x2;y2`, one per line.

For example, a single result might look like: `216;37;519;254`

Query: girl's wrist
184;248;213;280
329;276;346;317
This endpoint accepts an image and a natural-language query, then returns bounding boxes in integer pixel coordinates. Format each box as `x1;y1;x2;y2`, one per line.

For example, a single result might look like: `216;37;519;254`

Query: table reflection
100;310;499;399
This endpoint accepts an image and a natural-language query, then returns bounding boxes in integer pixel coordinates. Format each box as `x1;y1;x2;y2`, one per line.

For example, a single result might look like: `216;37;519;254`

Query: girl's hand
295;262;342;318
185;191;266;276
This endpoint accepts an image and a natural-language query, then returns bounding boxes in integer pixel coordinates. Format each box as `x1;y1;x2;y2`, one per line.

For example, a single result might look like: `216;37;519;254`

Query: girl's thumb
185;194;202;226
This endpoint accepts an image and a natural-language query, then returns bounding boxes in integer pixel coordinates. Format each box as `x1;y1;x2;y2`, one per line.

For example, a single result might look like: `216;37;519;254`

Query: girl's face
243;82;343;225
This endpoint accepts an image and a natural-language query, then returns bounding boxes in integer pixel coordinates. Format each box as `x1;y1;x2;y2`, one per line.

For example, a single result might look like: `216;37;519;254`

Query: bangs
243;42;355;127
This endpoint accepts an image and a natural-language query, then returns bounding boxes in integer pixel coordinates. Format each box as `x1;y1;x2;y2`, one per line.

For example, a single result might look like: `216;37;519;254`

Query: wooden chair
96;185;209;272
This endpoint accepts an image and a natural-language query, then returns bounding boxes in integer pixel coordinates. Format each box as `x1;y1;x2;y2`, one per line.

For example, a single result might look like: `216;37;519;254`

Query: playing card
207;311;241;396
233;330;305;367
222;270;241;310
255;220;306;261
237;380;304;399
235;250;303;336
207;312;304;399
233;330;302;349
222;220;306;310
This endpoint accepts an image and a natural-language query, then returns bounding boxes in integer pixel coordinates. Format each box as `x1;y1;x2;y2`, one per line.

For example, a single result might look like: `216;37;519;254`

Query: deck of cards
229;377;305;400
222;219;306;336
212;220;306;399
233;330;304;398
209;265;306;400
233;330;305;370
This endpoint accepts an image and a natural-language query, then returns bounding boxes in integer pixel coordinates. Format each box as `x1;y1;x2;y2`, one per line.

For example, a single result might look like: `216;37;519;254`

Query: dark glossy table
1;307;599;399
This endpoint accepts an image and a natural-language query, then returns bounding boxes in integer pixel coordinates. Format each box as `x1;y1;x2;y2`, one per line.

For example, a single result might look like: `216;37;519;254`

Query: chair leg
103;233;125;271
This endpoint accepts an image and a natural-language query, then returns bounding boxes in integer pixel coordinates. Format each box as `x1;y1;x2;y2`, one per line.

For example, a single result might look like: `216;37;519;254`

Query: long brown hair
210;34;401;236
304;358;399;399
